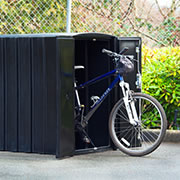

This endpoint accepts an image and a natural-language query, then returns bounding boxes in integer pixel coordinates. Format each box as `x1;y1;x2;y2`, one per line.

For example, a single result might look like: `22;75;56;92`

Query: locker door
56;38;75;158
117;37;142;147
118;37;142;92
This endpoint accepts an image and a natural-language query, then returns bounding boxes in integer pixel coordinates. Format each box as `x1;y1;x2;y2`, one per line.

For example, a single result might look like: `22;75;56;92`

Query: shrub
142;46;180;128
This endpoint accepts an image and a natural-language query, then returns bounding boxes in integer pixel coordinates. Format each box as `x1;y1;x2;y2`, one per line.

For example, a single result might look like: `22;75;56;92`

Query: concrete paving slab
0;143;179;180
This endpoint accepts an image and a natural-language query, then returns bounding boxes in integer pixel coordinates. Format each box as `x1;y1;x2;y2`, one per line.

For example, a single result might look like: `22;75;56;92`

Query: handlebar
102;47;137;64
102;49;113;54
102;47;129;57
102;49;119;57
102;47;135;73
119;47;129;55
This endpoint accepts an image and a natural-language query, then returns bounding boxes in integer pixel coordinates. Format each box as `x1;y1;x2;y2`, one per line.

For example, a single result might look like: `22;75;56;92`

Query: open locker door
56;37;75;158
118;37;142;92
116;37;142;147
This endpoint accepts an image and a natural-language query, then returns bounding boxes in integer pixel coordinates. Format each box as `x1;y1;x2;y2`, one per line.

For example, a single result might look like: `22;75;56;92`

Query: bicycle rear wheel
109;93;167;156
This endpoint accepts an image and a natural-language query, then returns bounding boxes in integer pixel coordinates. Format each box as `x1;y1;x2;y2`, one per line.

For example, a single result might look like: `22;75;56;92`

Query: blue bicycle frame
76;69;124;122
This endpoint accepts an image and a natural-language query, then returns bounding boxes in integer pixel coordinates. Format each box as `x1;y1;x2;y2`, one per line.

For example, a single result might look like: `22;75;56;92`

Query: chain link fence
0;0;67;34
0;0;179;47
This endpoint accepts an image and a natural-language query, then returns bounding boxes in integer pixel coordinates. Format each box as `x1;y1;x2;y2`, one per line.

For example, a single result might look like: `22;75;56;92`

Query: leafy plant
142;46;180;128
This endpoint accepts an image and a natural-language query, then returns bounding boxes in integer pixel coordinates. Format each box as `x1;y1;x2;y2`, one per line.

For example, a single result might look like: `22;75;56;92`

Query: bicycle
74;47;167;156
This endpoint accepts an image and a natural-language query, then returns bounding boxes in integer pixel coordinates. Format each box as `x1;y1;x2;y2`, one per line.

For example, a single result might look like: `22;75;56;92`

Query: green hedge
142;46;180;128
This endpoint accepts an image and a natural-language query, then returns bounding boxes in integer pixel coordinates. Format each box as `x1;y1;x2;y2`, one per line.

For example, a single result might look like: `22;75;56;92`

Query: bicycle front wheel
109;93;167;156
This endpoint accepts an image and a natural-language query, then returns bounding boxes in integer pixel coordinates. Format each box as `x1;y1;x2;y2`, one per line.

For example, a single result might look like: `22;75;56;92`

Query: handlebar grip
119;47;129;55
102;49;113;54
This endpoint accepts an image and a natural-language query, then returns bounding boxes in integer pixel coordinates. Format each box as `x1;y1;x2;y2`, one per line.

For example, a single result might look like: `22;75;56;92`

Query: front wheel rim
110;94;166;156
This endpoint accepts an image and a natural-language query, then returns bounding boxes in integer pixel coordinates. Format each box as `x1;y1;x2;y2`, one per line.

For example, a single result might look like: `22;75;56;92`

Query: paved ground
0;142;179;180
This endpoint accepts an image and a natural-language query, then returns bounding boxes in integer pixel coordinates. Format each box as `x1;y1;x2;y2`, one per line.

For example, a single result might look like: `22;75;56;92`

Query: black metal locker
31;37;57;154
31;37;47;153
0;38;4;150
0;33;141;158
17;38;31;152
4;38;18;151
43;37;57;154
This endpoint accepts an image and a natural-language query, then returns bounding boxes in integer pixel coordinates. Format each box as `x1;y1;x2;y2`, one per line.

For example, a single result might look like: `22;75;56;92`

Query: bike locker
0;34;76;159
0;33;141;159
73;34;142;152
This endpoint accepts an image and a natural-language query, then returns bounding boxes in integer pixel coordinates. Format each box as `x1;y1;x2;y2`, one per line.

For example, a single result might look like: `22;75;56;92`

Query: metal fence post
66;0;72;33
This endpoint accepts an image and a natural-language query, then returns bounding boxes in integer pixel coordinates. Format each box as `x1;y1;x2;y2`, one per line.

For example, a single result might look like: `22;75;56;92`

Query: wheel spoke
115;126;133;133
116;113;129;122
117;126;134;139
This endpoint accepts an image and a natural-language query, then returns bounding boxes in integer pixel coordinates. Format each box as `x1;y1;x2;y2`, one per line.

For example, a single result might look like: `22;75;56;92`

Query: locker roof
0;32;116;39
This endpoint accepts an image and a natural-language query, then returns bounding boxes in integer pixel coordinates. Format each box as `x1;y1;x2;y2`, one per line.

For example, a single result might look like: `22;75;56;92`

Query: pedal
81;128;96;148
83;136;91;144
83;136;97;150
76;122;96;148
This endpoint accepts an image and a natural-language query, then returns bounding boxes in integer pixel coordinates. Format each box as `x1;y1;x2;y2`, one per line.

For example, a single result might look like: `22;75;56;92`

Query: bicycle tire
109;92;167;156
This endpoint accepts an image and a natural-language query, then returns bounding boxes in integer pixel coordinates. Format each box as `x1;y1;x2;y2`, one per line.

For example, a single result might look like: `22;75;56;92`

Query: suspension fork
119;79;139;125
